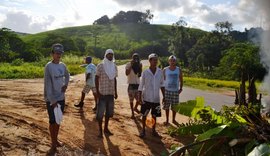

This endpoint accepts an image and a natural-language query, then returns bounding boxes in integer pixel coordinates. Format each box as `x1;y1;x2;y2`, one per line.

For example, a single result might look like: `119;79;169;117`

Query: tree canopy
93;10;153;25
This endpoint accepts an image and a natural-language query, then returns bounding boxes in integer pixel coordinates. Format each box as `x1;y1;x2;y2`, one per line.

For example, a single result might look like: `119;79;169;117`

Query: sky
0;0;269;34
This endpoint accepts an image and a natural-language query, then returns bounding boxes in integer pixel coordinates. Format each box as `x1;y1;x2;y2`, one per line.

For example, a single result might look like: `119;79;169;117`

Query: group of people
44;43;183;154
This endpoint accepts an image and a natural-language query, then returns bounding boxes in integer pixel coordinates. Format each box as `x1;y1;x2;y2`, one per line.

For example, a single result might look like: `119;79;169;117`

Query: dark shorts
127;84;139;103
96;95;114;121
46;100;65;124
141;101;161;117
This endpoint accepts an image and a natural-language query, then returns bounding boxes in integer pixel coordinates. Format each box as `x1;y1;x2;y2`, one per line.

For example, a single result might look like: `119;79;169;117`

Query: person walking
44;43;70;154
163;55;183;126
125;53;142;118
74;56;98;111
138;53;165;138
95;49;118;138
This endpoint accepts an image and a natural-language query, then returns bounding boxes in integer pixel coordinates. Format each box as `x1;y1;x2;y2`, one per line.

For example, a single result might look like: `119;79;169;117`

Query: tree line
0;15;267;82
93;10;153;25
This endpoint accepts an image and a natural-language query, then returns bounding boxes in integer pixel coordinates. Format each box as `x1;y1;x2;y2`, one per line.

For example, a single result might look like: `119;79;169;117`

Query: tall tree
168;17;190;66
215;21;233;35
93;15;110;25
217;42;265;81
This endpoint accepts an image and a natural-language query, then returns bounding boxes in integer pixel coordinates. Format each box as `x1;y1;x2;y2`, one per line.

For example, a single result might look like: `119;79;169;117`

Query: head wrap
103;49;116;80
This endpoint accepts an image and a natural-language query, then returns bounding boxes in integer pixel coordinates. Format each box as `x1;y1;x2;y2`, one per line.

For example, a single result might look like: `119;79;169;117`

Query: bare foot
56;140;63;147
163;121;169;126
47;146;57;156
172;120;179;126
104;129;113;136
134;108;140;114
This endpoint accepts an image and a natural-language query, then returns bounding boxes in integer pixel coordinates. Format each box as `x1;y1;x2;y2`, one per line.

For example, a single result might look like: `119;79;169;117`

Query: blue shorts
46;100;65;124
96;95;114;121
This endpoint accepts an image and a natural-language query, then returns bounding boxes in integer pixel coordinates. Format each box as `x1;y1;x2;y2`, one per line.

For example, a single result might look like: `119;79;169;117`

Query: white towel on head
54;103;63;125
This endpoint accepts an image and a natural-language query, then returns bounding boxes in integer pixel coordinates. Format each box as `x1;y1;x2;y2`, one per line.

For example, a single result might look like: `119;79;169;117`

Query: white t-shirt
125;62;140;84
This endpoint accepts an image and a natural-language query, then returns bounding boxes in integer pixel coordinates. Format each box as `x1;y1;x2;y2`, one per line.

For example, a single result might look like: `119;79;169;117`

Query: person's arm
114;78;118;99
115;65;118;99
125;62;132;76
179;68;183;94
95;75;100;97
160;70;165;102
86;73;90;82
95;65;101;97
62;65;69;92
44;65;57;107
138;71;145;104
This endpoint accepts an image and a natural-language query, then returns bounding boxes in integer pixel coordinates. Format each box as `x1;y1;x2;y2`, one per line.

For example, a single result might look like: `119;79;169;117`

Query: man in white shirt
138;53;165;138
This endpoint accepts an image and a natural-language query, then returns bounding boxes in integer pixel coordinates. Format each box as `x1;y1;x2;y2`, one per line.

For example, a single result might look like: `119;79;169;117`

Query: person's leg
98;120;103;138
104;95;114;135
140;116;146;137
151;103;161;137
93;92;98;111
172;92;179;125
92;87;98;111
139;102;150;138
134;90;140;114
172;110;176;122
152;116;157;132
80;92;86;103
96;96;106;138
49;124;57;148
74;92;86;108
75;86;90;108
46;102;57;152
130;101;135;118
165;109;169;125
128;87;135;118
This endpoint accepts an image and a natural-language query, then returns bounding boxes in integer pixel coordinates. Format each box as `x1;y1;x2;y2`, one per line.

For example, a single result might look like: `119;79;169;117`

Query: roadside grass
142;65;262;92
0;55;129;79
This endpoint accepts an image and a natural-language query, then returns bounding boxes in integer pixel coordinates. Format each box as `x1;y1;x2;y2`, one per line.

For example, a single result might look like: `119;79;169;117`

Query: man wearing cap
138;53;165;138
74;56;98;111
125;53;142;119
44;43;70;154
95;49;118;138
163;55;183;126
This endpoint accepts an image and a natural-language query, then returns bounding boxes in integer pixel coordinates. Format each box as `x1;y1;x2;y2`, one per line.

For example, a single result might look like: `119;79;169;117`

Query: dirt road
0;63;191;155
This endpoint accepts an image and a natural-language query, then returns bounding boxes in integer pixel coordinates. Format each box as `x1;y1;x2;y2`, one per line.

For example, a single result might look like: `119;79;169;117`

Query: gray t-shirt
44;61;70;104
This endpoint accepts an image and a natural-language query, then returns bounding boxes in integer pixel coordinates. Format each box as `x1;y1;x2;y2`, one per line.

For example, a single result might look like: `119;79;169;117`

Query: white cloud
0;0;269;33
1;11;55;33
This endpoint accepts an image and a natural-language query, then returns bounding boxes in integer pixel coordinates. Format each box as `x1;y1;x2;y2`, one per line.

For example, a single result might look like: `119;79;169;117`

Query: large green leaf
196;125;227;141
170;122;219;135
172;97;205;118
248;143;270;156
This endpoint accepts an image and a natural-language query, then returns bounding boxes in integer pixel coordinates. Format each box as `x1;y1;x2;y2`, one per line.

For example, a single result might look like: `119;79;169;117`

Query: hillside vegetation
21;23;205;59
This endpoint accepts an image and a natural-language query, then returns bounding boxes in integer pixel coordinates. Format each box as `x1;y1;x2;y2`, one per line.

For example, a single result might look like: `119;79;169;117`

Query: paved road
117;60;235;111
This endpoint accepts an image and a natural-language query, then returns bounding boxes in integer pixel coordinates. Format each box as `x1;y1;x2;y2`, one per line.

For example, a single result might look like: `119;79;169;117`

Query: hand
131;60;135;65
179;89;183;94
114;93;118;99
96;91;101;99
51;102;58;108
162;97;165;103
61;85;67;92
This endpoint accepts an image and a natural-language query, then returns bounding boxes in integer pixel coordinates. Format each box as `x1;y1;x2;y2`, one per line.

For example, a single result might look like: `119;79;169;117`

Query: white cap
148;53;158;60
168;55;177;60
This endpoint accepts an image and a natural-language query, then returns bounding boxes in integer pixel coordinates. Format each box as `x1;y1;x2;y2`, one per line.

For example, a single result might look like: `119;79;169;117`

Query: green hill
21;23;206;59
